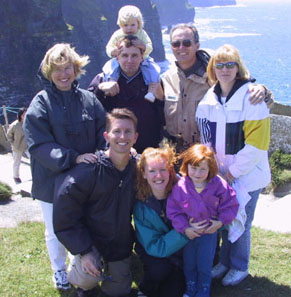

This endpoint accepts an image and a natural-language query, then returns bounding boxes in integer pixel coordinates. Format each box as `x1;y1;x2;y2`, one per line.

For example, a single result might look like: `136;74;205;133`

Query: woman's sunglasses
171;39;193;48
215;62;238;70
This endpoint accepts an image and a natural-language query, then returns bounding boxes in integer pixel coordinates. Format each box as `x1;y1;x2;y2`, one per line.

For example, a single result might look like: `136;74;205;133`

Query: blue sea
160;0;291;105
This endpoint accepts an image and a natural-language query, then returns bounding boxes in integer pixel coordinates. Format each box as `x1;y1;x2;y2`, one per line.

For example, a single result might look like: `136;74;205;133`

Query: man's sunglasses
215;62;238;70
171;39;193;48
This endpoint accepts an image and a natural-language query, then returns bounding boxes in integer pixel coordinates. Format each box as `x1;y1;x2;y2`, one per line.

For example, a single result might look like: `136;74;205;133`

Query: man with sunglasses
159;23;273;152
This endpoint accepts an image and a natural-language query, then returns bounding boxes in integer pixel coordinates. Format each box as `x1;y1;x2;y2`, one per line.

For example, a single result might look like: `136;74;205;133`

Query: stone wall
269;114;291;155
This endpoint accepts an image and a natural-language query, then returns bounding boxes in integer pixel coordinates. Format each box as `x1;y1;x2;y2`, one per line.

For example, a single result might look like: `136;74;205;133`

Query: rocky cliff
189;0;236;7
0;0;70;115
0;0;165;122
152;0;195;26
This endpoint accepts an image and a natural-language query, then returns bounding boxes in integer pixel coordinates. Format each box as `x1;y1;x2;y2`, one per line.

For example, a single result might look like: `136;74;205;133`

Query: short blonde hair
117;5;144;30
41;43;89;80
136;142;178;202
207;44;250;85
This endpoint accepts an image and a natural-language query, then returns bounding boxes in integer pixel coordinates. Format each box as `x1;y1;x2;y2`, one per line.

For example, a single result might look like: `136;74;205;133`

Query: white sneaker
144;92;155;102
212;263;228;279
222;269;248;286
53;270;71;290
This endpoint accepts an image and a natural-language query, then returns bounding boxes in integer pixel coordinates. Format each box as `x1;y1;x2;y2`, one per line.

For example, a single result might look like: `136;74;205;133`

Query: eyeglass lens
171;39;192;48
216;62;237;69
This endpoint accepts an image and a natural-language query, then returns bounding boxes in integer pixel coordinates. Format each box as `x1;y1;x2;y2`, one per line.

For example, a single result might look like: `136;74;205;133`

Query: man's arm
53;164;95;255
88;73;120;97
248;84;274;108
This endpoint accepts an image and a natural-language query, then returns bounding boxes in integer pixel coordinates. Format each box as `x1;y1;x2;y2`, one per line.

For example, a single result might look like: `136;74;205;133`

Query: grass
0;181;12;202
0;222;290;297
269;150;291;190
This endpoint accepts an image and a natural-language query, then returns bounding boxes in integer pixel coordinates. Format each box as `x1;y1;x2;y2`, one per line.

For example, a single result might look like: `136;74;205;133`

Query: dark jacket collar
213;79;250;104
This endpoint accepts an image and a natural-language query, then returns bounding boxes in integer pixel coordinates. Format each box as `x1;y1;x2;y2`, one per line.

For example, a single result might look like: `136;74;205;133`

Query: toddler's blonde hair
117;5;144;30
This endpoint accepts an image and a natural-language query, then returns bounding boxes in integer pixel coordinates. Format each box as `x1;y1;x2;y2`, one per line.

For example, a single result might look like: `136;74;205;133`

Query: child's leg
102;58;120;81
141;57;160;102
196;233;217;297
183;240;198;297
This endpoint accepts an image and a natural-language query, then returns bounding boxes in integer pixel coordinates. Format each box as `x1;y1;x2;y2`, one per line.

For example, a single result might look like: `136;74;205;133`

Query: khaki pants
68;251;132;296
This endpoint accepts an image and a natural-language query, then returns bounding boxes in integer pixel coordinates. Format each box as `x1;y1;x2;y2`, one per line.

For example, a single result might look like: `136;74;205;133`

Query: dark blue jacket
23;72;106;202
88;71;165;153
53;151;137;262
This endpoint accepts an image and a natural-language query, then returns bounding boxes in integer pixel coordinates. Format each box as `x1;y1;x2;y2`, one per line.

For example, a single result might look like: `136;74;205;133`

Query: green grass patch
0;223;290;297
269;150;291;190
0;181;12;202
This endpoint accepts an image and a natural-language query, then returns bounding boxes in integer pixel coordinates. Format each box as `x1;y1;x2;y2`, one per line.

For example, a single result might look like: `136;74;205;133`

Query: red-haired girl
167;144;238;297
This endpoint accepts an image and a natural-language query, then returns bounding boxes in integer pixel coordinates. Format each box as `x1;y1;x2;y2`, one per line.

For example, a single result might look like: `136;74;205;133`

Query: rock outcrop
189;0;236;7
271;102;291;117
152;0;195;26
0;0;70;114
269;114;291;155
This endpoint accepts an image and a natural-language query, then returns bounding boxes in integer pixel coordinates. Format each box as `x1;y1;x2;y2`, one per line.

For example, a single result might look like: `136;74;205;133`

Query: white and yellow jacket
196;81;271;192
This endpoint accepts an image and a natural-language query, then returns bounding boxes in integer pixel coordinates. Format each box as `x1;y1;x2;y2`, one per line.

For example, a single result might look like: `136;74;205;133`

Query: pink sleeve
166;186;190;234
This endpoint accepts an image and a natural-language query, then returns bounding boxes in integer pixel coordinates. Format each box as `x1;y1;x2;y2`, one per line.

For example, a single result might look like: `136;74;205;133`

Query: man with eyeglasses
157;23;273;152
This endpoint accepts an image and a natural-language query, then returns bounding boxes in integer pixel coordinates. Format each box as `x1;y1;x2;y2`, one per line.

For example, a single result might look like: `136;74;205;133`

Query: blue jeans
183;233;217;296
220;189;262;271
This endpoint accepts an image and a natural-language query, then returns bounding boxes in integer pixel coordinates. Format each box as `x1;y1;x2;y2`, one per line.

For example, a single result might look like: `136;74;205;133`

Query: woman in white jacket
196;44;271;286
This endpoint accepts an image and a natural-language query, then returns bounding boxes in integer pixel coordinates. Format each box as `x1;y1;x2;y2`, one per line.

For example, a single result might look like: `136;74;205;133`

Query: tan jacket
162;63;211;147
7;120;27;152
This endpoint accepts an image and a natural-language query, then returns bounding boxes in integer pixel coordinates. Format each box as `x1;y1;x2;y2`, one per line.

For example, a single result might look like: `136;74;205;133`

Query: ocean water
159;0;291;105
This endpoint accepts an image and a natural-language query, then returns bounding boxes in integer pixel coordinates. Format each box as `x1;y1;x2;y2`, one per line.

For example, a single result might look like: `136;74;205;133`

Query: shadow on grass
211;274;291;297
55;254;291;297
55;286;138;297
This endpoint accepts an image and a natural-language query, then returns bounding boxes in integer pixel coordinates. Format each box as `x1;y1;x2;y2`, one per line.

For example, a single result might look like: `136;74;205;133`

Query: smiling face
121;18;139;35
187;159;209;188
171;27;200;70
50;62;75;91
117;45;143;77
104;118;138;155
143;157;170;199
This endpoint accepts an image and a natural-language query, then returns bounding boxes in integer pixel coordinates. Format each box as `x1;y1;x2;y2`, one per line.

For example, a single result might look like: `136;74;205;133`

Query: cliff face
0;0;70;111
0;0;165;121
153;0;195;26
189;0;236;7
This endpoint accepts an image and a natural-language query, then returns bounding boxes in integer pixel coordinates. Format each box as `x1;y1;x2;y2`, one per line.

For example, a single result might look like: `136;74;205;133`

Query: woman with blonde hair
134;144;188;297
23;43;106;291
196;44;271;286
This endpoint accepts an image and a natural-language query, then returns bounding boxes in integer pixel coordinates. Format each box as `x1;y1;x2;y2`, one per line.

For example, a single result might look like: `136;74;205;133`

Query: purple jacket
167;176;239;234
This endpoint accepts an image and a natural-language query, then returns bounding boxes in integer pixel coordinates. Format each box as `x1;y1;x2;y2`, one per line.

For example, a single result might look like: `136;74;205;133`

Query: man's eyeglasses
215;62;238;70
171;39;193;48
